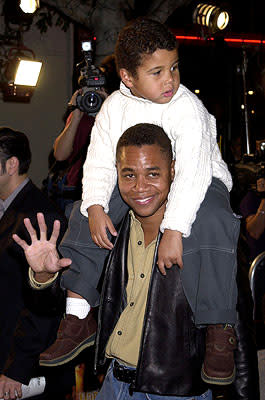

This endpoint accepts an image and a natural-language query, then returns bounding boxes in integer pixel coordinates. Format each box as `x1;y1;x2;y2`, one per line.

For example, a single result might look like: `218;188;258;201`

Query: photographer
51;52;118;213
240;166;265;261
53;91;95;210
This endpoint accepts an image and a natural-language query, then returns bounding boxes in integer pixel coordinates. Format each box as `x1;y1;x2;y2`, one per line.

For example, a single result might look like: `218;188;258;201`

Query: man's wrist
28;268;58;289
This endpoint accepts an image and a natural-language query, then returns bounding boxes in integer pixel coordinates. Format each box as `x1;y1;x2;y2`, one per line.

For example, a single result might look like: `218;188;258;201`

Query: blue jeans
96;361;212;400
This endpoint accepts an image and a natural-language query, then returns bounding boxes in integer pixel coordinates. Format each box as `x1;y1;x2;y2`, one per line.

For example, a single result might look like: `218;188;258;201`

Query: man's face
257;177;265;193
0;160;10;200
117;144;174;221
122;49;180;104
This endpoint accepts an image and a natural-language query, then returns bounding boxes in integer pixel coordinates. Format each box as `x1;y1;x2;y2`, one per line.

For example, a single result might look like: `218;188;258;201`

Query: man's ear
6;156;19;176
119;68;134;88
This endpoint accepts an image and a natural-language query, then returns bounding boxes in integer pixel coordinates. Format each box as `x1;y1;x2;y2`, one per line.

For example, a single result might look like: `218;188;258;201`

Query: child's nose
165;70;173;83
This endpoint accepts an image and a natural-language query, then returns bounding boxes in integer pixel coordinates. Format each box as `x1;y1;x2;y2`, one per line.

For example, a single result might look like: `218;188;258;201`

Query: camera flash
82;41;92;52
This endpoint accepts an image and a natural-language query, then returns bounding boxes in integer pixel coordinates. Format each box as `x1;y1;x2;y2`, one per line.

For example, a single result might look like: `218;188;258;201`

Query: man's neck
0;174;28;200
135;207;165;247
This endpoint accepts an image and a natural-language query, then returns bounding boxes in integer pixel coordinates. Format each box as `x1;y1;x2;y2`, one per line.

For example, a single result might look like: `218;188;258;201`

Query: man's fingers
58;258;72;268
23;218;38;242
49;220;61;245
37;213;47;241
12;234;28;251
15;386;22;398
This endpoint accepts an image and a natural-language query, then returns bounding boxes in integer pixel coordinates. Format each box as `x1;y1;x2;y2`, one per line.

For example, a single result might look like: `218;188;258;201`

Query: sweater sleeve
81;98;117;217
160;99;213;237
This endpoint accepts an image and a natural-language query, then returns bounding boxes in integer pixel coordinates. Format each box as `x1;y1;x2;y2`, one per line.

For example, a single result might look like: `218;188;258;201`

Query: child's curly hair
115;17;178;78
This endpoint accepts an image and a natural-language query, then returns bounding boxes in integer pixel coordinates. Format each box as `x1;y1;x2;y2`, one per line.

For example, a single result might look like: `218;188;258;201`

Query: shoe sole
201;365;236;386
39;333;96;367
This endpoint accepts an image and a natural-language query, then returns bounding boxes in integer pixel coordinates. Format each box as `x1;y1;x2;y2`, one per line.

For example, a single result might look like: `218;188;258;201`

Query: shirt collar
2;177;30;213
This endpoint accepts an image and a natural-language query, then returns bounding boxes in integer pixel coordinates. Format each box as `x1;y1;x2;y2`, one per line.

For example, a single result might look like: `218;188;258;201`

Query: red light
175;34;265;46
94;77;99;80
93;36;97;41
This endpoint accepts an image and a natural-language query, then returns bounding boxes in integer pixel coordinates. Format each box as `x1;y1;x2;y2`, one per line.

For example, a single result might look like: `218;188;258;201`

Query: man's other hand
0;375;22;399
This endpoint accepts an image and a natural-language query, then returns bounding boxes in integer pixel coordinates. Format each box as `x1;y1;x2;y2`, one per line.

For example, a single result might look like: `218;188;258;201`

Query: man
0;127;68;399
240;167;265;261
15;124;259;399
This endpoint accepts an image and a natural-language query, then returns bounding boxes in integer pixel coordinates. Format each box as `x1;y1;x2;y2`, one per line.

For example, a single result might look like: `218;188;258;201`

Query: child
41;18;239;386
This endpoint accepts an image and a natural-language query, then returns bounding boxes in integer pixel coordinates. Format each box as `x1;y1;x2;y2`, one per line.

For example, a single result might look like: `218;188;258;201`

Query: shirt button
117;330;122;335
137;241;142;245
140;273;145;278
130;302;134;307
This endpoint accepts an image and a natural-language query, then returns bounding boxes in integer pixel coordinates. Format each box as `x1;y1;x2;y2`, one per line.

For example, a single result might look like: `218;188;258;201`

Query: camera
76;40;106;116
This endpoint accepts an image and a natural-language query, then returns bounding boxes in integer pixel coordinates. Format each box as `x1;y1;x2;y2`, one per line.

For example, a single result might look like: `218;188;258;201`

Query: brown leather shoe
39;311;97;367
201;324;237;385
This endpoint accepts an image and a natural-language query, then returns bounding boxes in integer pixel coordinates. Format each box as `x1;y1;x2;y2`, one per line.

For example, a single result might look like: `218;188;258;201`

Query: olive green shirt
105;211;157;367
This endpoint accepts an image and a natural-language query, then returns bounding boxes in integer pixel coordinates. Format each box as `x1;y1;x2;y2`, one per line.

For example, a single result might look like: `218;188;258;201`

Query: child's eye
171;63;179;72
152;70;161;76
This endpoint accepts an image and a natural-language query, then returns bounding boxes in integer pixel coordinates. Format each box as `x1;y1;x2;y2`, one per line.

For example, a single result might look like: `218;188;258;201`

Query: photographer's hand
68;90;84;120
87;205;117;250
54;90;84;160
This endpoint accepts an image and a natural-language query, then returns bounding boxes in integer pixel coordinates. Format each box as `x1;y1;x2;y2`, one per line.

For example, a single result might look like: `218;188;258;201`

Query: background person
50;55;119;213
240;167;265;262
0;127;68;400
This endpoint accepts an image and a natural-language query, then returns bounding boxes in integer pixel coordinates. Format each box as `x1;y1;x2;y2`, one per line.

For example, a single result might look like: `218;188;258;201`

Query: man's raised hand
12;213;71;275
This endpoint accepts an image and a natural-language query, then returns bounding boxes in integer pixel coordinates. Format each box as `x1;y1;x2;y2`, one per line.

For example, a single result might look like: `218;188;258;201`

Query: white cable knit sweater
81;82;232;237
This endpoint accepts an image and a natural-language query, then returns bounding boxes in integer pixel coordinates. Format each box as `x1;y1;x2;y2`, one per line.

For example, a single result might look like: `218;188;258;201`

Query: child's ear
119;68;134;88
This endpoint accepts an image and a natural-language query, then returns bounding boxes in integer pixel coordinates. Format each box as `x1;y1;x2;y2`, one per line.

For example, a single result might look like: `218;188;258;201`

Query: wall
0;17;74;186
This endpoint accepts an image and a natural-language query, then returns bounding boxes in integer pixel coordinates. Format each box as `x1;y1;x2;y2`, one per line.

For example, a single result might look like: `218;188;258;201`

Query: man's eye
124;174;135;178
149;172;159;177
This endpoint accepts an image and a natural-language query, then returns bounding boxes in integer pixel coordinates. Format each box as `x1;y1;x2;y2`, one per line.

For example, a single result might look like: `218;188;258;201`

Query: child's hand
87;205;117;250
157;230;183;275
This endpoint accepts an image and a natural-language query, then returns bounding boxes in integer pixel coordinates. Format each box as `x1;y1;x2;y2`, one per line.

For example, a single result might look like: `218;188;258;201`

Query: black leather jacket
95;213;260;398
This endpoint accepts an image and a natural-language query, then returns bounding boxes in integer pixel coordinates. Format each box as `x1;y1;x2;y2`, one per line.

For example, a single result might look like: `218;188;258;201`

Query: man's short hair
116;123;173;162
115;17;178;77
0;127;31;174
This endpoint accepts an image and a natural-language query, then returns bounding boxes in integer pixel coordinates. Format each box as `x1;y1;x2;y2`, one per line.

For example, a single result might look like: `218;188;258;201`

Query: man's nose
135;176;147;191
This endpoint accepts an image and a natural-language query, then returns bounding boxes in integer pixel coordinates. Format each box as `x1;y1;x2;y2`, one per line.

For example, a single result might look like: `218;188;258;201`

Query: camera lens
76;90;103;115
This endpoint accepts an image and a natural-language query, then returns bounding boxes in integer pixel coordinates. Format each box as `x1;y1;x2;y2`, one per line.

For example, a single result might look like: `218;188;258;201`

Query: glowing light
241;105;245;109
216;11;229;30
193;3;230;33
14;60;42;86
248;90;254;95
195;89;200;94
20;0;40;13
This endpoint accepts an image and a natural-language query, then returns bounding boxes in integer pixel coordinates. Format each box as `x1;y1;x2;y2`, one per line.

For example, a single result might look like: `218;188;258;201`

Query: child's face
120;49;180;104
